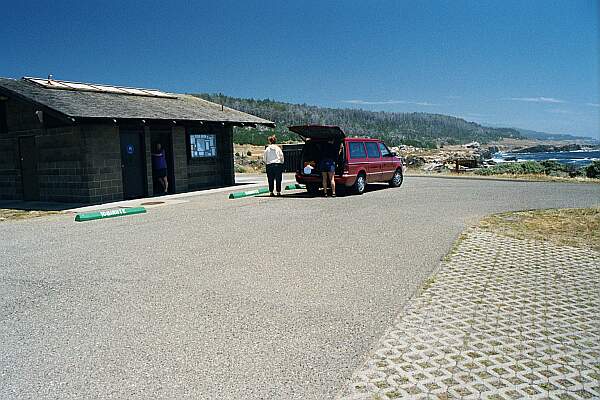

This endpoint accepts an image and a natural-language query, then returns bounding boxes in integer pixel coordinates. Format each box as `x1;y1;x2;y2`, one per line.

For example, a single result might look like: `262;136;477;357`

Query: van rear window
348;142;366;158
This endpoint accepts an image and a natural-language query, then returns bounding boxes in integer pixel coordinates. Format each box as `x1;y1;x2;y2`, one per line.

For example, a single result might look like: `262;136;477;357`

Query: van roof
345;137;381;142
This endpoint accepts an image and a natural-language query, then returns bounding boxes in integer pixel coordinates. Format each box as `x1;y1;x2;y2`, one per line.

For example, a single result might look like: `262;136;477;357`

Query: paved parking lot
1;177;599;399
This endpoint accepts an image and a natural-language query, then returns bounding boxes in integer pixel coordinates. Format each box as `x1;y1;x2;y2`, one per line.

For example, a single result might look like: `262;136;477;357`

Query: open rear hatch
288;125;345;141
292;125;346;176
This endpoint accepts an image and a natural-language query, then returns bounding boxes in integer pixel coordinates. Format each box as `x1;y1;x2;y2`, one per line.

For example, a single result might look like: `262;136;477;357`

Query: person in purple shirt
152;143;168;194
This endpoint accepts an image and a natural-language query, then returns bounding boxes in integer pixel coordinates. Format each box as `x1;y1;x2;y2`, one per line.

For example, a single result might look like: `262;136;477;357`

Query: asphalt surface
1;177;599;399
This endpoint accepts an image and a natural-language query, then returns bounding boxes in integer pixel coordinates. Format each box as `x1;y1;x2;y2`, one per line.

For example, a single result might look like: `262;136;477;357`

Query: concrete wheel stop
75;207;147;222
285;183;305;190
228;188;270;199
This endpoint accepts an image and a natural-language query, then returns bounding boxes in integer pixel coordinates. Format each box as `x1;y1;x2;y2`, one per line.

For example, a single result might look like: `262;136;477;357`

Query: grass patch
476;174;598;183
443;232;468;261
420;276;436;293
407;169;600;184
479;207;600;250
471;173;600;183
0;209;62;222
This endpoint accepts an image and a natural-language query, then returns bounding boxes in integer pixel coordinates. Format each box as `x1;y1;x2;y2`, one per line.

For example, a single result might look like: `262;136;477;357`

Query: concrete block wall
188;161;219;189
36;126;88;202
4;96;43;132
0;97;42;200
0;97;84;201
81;124;124;203
0;126;88;203
0;134;19;200
172;126;189;193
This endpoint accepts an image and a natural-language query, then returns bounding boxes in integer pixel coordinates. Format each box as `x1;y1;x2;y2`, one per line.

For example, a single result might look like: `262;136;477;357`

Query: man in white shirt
263;135;285;196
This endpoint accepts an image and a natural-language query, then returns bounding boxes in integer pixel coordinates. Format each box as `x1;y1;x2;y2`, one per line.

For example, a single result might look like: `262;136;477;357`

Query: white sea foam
488;151;599;166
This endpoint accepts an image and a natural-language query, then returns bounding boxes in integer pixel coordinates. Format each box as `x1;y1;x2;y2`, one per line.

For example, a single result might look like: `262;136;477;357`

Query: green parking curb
75;207;146;222
285;184;305;190
228;188;270;199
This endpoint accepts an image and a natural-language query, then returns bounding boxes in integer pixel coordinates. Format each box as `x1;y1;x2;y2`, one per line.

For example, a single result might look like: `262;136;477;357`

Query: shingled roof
0;77;275;127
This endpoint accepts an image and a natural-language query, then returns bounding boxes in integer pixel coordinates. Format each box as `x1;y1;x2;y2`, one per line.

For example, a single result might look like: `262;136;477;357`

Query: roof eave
0;84;74;124
74;116;275;128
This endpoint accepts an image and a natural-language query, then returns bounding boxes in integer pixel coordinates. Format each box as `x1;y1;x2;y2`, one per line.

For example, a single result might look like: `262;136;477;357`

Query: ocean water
492;150;600;167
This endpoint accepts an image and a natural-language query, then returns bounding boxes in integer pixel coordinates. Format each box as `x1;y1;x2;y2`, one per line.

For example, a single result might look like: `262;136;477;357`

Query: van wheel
306;183;320;196
352;173;366;194
389;169;403;187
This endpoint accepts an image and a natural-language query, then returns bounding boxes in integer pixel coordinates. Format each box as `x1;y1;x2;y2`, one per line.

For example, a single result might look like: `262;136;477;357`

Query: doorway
19;136;39;201
150;129;175;195
119;129;146;199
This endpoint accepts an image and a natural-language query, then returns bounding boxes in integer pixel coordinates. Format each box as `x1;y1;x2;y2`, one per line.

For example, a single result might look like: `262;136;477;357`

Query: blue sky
1;0;598;138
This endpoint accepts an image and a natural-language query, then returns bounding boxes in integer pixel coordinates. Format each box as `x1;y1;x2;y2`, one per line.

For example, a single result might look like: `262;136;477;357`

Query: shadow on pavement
258;183;392;199
0;200;83;211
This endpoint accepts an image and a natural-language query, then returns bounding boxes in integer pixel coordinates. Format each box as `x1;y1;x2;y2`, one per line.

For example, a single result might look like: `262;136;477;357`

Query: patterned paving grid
340;230;600;400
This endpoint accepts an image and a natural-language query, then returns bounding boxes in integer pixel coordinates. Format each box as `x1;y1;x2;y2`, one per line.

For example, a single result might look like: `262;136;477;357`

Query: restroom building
0;77;274;203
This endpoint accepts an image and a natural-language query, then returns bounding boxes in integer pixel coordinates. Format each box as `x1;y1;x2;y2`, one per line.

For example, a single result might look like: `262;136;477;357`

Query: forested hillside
194;94;521;147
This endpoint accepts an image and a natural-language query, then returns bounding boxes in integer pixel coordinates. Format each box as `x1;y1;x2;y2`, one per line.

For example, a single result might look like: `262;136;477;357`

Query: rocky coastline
510;143;599;154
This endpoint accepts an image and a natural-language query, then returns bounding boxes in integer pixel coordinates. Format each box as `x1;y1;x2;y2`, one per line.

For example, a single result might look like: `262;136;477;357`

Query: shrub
246;150;252;156
519;161;545;174
476;160;599;178
475;161;544;176
539;160;566;174
585;160;600;179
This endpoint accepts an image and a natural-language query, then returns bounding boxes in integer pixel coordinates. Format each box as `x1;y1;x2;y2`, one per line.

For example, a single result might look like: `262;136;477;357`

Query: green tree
585;160;600;178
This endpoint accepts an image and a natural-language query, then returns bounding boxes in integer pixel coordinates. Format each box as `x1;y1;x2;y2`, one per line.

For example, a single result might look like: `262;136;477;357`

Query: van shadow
363;183;391;194
259;183;391;199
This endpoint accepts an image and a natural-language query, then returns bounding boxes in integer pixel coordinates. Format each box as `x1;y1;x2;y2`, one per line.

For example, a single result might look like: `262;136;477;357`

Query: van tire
352;173;367;195
306;183;320;196
389;169;403;187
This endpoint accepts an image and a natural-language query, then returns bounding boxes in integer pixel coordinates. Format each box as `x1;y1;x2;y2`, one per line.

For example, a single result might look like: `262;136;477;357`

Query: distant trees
193;93;521;147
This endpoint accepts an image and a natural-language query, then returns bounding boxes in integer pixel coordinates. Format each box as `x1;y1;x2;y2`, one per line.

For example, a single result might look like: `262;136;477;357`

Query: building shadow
0;200;84;211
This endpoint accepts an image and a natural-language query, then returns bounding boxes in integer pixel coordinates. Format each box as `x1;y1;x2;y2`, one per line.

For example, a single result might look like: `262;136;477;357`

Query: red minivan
291;125;405;195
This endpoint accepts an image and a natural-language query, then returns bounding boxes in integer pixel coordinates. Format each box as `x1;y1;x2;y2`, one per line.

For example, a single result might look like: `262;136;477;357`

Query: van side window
348;142;367;158
365;142;381;158
379;143;390;157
